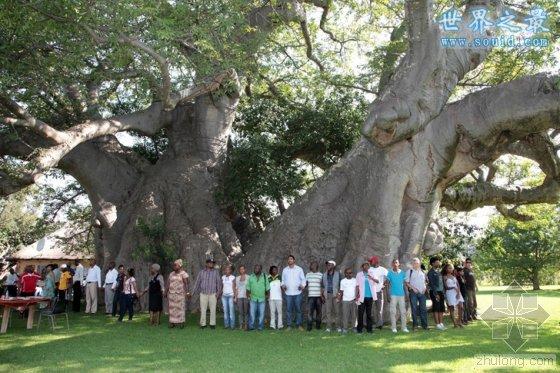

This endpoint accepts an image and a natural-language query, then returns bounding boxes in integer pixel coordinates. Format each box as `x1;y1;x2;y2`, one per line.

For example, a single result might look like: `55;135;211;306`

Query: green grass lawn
1;286;559;372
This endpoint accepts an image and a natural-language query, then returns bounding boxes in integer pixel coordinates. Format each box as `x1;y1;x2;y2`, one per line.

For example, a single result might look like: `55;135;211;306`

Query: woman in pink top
118;268;138;322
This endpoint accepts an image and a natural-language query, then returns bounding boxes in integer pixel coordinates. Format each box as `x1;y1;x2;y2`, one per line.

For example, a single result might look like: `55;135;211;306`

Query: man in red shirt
20;266;41;296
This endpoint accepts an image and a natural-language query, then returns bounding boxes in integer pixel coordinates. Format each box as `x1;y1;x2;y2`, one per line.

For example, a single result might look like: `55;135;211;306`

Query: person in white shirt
72;260;84;312
406;257;428;330
338;268;358;334
268;266;283;329
103;261;118;314
369;255;388;329
85;259;102;314
281;255;306;330
221;265;236;329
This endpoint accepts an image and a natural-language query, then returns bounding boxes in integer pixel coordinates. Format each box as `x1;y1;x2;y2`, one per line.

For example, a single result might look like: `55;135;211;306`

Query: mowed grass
1;286;559;372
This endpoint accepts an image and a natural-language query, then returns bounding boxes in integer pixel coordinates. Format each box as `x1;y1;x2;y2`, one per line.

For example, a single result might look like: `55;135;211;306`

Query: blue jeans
409;292;428;329
222;295;235;328
249;300;265;330
286;293;303;327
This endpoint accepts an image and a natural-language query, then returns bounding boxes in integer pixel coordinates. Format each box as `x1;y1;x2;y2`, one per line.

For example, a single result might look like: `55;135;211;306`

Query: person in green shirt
246;265;269;331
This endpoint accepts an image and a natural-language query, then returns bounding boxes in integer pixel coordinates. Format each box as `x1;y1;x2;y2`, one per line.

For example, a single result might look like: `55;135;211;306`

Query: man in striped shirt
306;261;323;331
193;259;222;329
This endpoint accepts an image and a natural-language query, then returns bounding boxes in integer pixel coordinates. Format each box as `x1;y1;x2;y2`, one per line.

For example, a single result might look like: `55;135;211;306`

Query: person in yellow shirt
58;264;73;305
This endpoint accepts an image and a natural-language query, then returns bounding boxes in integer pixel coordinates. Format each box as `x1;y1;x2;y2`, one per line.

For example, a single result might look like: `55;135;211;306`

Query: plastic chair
37;298;69;332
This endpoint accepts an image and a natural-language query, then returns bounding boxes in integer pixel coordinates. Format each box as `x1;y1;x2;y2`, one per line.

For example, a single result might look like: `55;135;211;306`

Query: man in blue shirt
386;259;409;333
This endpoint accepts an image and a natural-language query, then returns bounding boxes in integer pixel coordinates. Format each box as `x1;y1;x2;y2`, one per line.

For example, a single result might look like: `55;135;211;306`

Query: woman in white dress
442;263;464;328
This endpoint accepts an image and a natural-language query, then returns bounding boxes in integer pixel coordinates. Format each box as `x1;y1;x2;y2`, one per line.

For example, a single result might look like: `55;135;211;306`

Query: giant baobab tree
1;0;558;289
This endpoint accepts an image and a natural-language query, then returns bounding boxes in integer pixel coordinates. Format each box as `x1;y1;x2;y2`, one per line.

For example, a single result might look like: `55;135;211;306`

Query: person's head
326;260;336;272
344;268;353;279
309;261;318;272
74;259;80;266
442;263;453;276
269;265;278;276
118;264;125;274
361;262;370;272
150;263;160;275
173;259;183;272
391;259;400;271
223;264;233;276
429;256;441;268
205;258;215;269
46;265;52;273
108;261;115;270
238;265;246;275
369;255;380;267
455;266;464;277
89;259;96;267
60;264;68;272
9;268;14;275
287;255;296;266
412;257;421;270
254;264;262;275
29;265;35;273
127;268;135;277
465;257;473;269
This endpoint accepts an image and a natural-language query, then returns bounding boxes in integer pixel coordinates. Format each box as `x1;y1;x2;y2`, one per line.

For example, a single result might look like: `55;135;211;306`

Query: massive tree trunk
57;91;242;294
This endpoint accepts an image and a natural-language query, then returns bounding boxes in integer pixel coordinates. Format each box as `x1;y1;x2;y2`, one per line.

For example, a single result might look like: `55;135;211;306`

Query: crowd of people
2;254;479;333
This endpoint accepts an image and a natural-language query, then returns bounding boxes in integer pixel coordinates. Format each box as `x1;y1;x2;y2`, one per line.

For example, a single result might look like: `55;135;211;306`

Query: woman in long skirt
165;259;190;328
141;263;165;325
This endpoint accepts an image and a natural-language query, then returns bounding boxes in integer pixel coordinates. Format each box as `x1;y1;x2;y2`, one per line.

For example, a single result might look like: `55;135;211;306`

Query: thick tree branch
362;0;500;147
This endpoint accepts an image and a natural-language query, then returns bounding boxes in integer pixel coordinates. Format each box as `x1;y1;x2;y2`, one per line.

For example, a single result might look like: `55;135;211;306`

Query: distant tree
477;205;560;290
0;187;51;253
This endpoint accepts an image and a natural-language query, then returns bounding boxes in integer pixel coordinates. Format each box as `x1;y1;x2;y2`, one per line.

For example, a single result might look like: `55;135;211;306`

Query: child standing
221;265;236;329
236;265;249;330
338;268;358;334
268;266;283;329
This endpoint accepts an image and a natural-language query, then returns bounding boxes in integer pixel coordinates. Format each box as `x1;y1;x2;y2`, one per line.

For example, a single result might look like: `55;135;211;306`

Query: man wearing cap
193;258;222;329
322;260;341;332
369;256;388;329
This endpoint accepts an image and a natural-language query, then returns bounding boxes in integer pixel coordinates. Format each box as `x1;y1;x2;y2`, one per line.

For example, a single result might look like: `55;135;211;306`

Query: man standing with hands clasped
281;255;306;331
85;259;102;314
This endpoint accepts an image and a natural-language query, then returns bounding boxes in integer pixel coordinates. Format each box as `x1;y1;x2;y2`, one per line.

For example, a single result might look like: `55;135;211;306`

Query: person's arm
245;276;252;299
192;272;200;295
164;275;170;298
281;268;287;290
233;277;237;302
216;272;223;297
300;268;306;290
96;267;102;287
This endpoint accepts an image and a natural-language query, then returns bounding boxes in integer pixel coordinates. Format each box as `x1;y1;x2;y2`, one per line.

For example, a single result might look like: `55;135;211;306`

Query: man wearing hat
193;258;222;329
369;256;388;329
322;260;341;332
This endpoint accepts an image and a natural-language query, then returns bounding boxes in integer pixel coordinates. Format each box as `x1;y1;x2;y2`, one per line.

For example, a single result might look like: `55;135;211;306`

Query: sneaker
337;328;342;333
210;325;216;330
271;326;276;330
325;328;331;332
342;329;348;334
298;326;305;331
441;324;447;330
392;329;397;333
402;328;409;333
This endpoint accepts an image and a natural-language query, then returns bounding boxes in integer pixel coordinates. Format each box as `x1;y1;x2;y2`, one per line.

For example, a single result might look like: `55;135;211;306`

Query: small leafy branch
133;216;176;267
